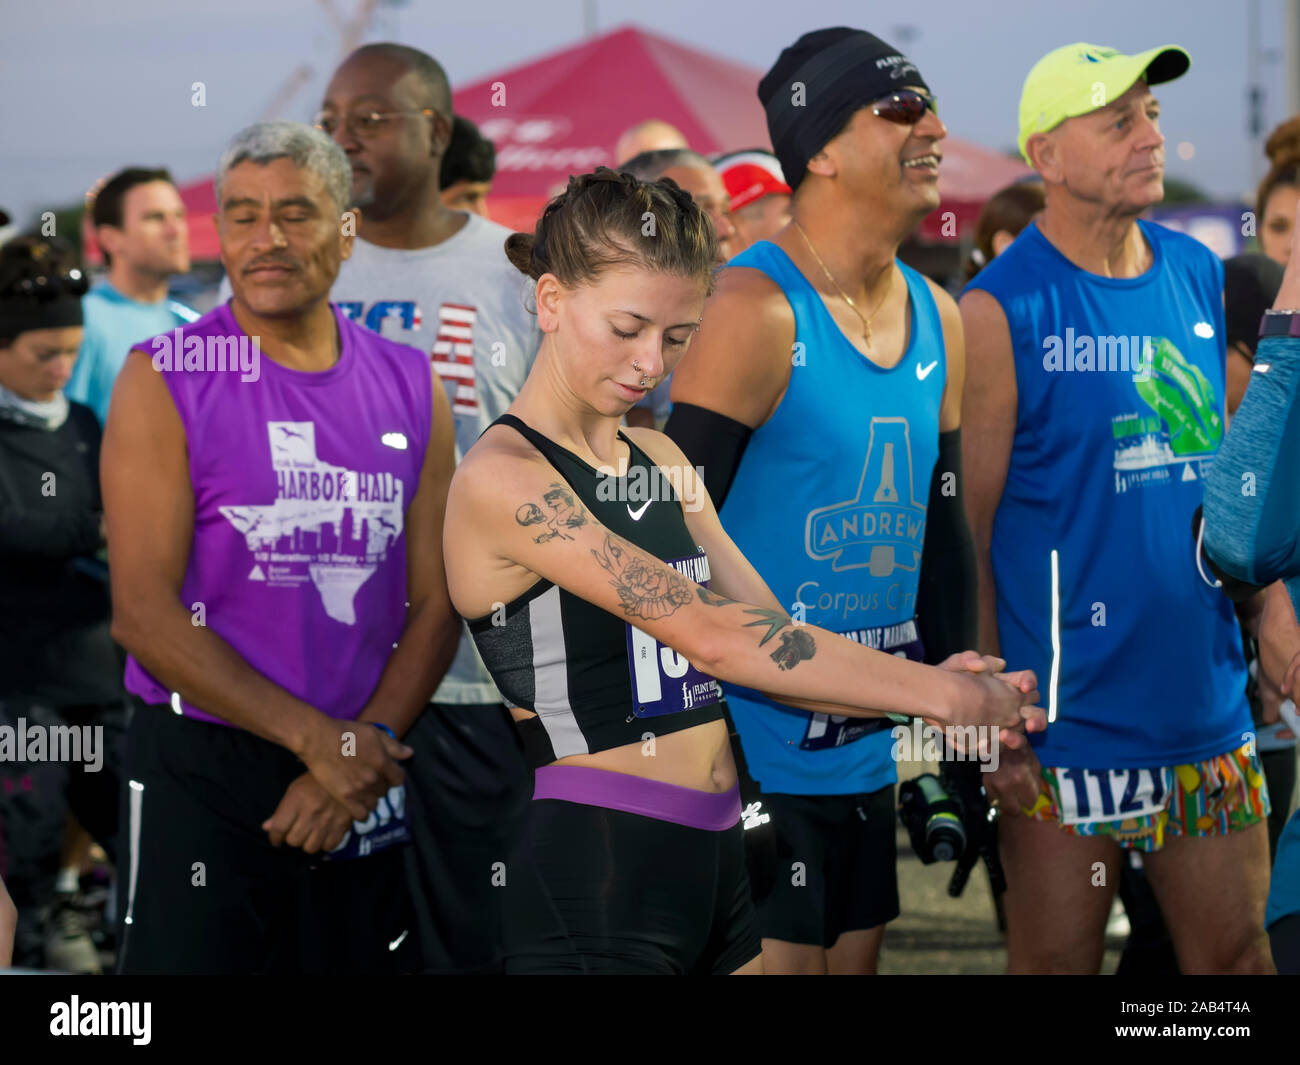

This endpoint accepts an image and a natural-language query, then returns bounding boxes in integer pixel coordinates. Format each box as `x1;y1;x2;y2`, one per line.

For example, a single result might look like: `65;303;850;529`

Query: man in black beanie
666;28;1003;974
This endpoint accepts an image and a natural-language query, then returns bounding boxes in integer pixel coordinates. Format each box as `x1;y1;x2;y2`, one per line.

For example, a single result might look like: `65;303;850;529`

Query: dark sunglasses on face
872;90;939;125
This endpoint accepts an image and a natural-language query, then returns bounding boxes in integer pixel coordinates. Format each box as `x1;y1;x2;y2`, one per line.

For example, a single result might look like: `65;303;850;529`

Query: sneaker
44;894;102;974
1105;896;1131;940
79;892;115;963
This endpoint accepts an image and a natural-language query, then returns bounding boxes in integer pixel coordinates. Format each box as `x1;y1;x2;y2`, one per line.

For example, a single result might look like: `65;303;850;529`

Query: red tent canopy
455;24;1031;241
85;24;1029;261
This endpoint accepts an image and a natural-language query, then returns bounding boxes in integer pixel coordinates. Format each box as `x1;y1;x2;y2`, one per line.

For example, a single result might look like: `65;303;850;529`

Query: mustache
244;258;298;273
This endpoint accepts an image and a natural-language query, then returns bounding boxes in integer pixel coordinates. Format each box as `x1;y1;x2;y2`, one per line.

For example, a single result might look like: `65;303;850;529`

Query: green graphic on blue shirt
1134;336;1223;456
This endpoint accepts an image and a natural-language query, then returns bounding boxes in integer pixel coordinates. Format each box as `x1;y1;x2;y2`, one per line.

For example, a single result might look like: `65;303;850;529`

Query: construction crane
259;64;315;122
256;0;382;122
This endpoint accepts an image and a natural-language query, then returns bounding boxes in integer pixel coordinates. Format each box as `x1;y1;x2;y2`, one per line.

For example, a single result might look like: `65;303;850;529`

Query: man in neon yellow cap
1015;43;1189;163
960;43;1275;974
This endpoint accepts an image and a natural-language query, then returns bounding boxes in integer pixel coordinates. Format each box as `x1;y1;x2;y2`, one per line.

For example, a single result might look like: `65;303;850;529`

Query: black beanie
0;239;87;342
759;27;931;193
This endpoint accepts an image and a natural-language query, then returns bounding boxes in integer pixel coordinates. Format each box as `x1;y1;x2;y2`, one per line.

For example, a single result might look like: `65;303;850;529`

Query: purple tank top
124;301;432;725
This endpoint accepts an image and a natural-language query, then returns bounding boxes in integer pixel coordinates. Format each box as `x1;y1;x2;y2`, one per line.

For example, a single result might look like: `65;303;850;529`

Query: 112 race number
1056;766;1173;825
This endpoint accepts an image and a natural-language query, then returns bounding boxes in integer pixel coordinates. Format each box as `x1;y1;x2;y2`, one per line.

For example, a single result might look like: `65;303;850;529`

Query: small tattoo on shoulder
516;482;588;543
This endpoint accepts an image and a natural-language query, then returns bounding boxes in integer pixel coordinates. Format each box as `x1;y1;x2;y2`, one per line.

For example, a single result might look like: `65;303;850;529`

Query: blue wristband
371;722;397;741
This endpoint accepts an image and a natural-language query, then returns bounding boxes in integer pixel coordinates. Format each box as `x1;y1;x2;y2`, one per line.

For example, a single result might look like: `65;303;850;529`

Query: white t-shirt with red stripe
328;213;542;703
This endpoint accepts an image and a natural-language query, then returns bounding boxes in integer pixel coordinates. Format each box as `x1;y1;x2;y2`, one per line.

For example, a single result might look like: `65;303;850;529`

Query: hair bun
503;231;538;279
1267;117;1300;166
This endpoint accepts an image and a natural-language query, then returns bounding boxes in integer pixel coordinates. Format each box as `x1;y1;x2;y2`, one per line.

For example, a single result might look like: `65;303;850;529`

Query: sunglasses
872;90;939;125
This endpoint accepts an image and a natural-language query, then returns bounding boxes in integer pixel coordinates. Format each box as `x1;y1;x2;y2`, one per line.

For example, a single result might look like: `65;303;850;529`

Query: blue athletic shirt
965;220;1249;769
718;242;945;795
66;280;198;425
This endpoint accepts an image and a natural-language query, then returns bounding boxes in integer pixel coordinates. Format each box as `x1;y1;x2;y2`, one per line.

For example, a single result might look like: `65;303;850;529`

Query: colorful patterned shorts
1022;742;1271;852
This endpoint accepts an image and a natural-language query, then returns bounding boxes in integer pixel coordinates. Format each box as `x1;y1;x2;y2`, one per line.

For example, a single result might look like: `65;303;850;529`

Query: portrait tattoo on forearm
769;628;816;670
516;483;588;543
592;535;693;620
694;589;817;671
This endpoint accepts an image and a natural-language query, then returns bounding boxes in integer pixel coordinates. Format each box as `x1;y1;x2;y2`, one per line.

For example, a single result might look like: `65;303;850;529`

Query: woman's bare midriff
509;710;736;792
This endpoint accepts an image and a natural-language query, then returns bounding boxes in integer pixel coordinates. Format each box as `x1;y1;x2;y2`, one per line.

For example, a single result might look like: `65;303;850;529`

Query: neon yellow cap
1017;42;1190;162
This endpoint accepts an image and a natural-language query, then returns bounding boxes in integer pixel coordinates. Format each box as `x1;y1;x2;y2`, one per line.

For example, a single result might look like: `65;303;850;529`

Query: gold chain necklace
792;220;893;349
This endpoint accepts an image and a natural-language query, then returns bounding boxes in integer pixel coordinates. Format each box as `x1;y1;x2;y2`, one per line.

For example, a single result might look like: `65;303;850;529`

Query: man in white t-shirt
227;42;541;974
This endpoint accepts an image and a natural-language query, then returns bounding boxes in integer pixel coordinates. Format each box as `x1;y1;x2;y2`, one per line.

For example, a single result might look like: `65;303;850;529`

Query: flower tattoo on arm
592;535;693;620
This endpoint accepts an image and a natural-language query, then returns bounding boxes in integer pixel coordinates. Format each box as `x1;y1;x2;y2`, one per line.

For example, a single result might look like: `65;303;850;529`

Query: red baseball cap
714;150;792;211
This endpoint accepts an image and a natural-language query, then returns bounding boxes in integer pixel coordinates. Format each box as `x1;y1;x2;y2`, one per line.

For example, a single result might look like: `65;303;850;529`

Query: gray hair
215;121;352;214
618;148;714;183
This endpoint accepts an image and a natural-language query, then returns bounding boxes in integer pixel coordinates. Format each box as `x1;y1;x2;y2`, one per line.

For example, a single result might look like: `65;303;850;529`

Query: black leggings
0;698;125;904
501;798;760;974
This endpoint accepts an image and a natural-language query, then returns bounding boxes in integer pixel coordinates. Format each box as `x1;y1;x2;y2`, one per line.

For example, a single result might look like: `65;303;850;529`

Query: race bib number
325;783;411;860
625;551;721;718
1056;767;1173;826
799;619;924;751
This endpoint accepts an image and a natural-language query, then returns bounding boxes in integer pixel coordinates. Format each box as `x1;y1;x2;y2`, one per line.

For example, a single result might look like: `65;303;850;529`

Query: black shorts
115;701;415;975
400;702;532;973
748;785;900;948
501;798;760;974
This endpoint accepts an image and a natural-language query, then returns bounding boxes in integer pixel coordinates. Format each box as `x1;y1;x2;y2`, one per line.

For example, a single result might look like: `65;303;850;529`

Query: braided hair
504;166;716;294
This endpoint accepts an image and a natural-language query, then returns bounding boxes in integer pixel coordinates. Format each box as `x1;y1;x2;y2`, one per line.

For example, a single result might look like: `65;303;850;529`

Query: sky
2;0;1296;227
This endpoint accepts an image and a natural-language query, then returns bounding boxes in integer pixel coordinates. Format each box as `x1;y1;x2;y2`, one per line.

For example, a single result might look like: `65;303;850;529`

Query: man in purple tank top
101;121;460;974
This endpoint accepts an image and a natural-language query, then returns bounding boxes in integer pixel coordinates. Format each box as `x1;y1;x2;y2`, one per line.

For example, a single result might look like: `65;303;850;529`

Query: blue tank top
719;242;945;795
965;220;1249;769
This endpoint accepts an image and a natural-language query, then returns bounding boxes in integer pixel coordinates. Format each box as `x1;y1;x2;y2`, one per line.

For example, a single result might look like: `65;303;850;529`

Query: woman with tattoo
442;167;1043;974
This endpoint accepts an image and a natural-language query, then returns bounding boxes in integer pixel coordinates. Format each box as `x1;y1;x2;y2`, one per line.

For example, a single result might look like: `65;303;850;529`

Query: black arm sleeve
1193;503;1265;602
916;429;978;664
663;402;754;510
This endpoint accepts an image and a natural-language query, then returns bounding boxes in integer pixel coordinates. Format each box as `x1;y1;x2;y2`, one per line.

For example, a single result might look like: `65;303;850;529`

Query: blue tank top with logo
965;220;1249;769
719;242;945;795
